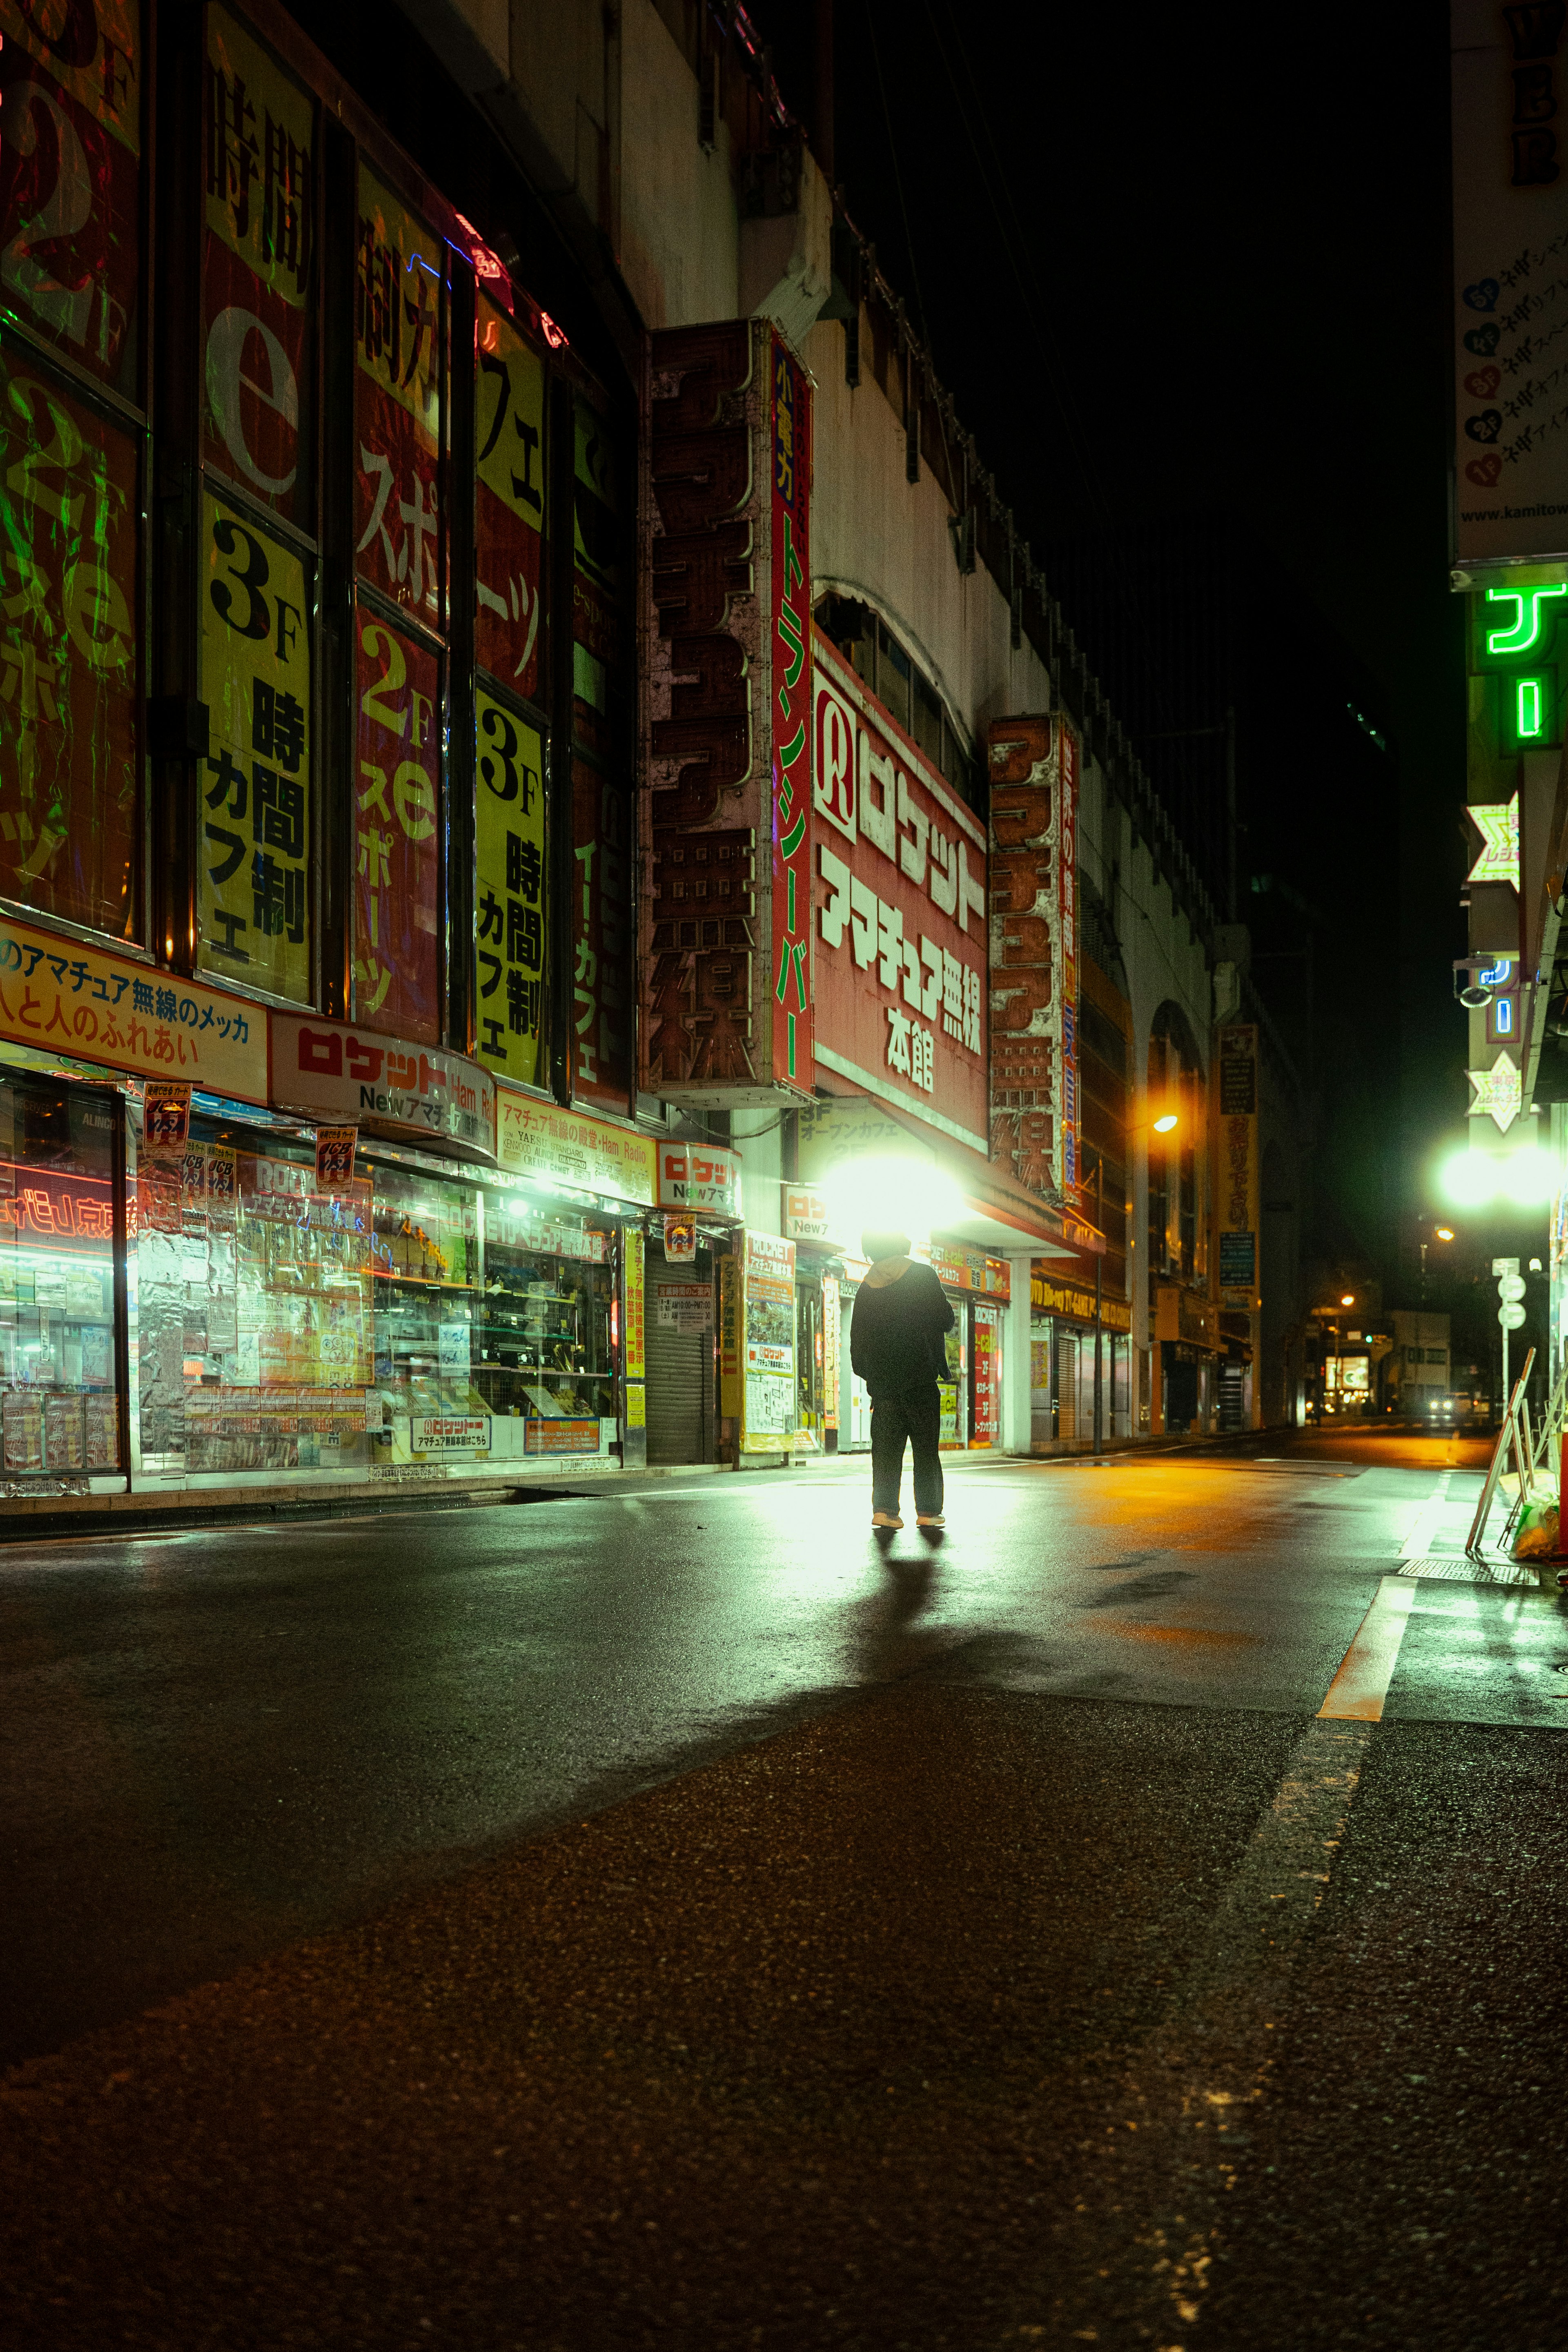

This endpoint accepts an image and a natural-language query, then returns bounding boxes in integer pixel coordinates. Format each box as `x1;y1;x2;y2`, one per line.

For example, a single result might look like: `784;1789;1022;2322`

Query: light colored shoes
917;1513;945;1527
871;1510;903;1528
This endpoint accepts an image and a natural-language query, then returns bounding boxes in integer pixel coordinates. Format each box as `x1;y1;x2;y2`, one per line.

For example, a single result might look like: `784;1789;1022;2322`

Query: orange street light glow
1340;1293;1355;1306
1152;1113;1178;1133
1435;1227;1454;1241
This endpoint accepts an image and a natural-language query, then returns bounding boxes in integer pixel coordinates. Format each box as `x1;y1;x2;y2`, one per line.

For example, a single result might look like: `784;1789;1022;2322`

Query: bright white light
1501;1147;1555;1205
819;1152;967;1248
1152;1112;1178;1133
1439;1146;1556;1206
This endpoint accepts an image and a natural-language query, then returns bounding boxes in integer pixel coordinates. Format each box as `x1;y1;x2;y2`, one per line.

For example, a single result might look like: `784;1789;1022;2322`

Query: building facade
0;0;1300;1514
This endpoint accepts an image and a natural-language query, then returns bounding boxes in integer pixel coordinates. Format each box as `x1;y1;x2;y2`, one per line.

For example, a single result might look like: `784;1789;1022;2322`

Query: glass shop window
476;1197;615;1451
137;1129;374;1475
370;1166;483;1428
0;1076;122;1477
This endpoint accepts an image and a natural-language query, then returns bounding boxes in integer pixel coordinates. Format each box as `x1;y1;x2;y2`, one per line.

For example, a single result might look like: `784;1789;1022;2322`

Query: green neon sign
1485;581;1568;656
1516;675;1548;739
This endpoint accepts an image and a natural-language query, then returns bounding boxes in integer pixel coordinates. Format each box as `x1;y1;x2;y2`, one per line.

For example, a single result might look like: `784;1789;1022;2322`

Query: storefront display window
476;1198;615;1457
138;1128;374;1476
0;1074;122;1477
370;1165;485;1459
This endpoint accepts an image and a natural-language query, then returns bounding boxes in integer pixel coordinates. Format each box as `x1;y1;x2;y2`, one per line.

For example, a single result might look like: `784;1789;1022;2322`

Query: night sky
752;0;1468;1293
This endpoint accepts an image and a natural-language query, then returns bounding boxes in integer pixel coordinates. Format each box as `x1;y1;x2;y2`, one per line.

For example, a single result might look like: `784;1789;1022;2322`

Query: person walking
850;1228;955;1529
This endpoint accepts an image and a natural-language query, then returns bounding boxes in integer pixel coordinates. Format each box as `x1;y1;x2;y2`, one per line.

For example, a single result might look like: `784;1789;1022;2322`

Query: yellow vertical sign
197;490;312;1001
473;687;544;1082
205;7;314;298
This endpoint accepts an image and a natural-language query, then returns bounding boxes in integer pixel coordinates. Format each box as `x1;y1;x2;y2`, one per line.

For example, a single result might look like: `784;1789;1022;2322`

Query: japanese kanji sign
475;290;544;701
811;632;988;1152
356;164;445;630
639;317;815;1105
0;350;141;941
142;1080;192;1153
0;908;266;1098
198;488;312;1001
473;687;544;1083
314;1124;356;1190
354;609;439;1040
203;4;315;530
493;1091;655;1203
572;756;631;1110
0;0;142;405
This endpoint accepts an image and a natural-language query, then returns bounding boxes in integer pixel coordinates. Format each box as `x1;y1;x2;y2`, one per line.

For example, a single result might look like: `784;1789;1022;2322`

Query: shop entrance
645;1246;715;1465
795;1280;826;1449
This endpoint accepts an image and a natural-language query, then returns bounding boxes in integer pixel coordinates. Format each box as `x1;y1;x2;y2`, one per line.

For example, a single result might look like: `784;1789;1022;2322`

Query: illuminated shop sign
657;1141;742;1218
271;1013;495;1156
810;632;987;1152
0;910;266;1100
494;1091;656;1205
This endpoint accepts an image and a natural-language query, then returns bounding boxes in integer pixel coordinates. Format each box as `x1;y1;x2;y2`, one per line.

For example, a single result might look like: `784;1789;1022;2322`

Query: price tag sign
142;1081;193;1155
315;1125;357;1191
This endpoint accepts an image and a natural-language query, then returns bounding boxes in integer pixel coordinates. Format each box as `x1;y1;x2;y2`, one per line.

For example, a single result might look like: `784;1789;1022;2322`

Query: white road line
1317;1575;1418;1721
1398;1468;1454;1558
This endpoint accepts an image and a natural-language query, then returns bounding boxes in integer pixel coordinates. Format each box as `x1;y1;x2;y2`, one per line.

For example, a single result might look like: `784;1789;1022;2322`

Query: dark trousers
870;1379;944;1516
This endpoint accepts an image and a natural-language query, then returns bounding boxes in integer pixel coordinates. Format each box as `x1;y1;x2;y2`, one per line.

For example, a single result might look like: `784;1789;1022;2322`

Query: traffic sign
1493;1256;1520;1276
1498;1274;1527;1303
1499;1303;1526;1330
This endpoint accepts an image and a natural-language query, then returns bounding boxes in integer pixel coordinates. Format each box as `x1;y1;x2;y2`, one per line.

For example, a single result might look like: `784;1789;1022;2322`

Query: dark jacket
850;1259;955;1393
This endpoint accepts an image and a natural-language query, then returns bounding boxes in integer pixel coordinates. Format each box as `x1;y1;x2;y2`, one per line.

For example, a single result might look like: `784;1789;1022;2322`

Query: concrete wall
620;0;738;328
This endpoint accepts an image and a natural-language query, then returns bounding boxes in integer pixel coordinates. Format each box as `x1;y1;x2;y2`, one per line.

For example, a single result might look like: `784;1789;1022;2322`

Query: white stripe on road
1317;1575;1417;1721
1398;1468;1454;1559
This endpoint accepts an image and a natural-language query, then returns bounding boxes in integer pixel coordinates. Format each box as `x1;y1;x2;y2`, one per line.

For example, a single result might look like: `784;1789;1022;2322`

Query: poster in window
741;1229;796;1453
0;0;142;402
571;754;630;1111
0;353;140;938
475;292;543;703
572;394;620;764
473;685;544;1085
197;488;311;1000
353;608;439;1040
355;165;445;633
202;4;314;529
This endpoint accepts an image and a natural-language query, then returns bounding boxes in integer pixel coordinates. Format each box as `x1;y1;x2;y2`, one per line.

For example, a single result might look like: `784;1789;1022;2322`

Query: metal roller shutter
645;1248;714;1464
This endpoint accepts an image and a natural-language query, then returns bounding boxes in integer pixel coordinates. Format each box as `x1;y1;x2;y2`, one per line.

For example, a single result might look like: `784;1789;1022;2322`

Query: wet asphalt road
3;1431;1568;2348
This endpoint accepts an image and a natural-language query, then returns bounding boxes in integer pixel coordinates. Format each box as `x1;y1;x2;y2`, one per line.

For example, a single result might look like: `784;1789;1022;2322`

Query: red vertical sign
354;611;441;1042
970;1305;1001;1448
770;332;813;1090
1058;721;1080;1197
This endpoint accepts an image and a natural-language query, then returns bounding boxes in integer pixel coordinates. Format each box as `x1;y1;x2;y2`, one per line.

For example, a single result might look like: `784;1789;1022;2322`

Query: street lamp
1079;1108;1180;1455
